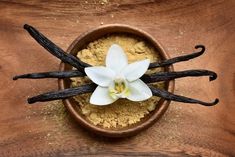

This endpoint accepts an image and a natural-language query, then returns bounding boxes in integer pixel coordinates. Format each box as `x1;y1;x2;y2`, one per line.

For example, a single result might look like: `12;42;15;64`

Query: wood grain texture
0;0;234;156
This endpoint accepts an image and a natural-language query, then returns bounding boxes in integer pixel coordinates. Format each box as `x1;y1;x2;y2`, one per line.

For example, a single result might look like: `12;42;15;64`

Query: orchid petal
85;66;115;87
127;79;152;101
106;44;128;73
90;86;117;105
122;59;150;82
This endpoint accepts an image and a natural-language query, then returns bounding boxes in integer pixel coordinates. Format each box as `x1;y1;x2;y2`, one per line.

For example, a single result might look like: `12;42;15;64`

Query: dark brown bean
24;24;90;73
149;86;219;106
13;70;84;80
28;83;219;106
148;45;205;69
141;69;217;83
28;83;96;104
23;24;206;73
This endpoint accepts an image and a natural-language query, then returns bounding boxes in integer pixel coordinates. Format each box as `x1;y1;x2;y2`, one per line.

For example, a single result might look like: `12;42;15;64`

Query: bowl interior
59;24;174;137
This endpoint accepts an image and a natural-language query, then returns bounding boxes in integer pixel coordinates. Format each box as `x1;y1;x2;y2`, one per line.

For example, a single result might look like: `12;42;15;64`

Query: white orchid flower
84;44;152;105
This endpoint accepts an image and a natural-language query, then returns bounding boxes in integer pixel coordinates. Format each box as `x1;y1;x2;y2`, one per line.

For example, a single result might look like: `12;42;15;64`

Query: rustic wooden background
0;0;234;156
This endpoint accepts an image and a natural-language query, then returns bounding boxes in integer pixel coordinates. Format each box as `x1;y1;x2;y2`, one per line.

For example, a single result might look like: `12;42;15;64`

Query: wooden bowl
58;24;175;137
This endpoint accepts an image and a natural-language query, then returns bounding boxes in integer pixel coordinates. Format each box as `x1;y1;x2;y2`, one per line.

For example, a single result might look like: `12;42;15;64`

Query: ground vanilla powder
71;34;165;128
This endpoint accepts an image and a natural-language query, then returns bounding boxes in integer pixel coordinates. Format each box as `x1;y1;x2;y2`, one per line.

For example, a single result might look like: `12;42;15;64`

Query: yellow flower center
114;80;126;94
109;78;130;99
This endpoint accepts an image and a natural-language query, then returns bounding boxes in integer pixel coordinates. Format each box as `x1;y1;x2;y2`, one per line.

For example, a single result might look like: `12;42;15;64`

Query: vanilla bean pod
72;44;205;70
149;86;219;106
148;45;205;69
28;83;96;104
72;45;205;70
141;70;217;83
13;69;217;82
24;24;90;72
23;25;205;72
28;83;219;106
13;69;217;83
13;70;84;80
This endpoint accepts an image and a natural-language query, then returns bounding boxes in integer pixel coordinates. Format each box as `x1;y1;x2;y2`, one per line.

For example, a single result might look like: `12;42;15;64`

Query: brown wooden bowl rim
58;24;175;137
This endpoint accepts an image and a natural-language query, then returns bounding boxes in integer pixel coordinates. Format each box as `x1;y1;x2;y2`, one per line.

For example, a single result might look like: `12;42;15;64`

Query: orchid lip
108;77;130;99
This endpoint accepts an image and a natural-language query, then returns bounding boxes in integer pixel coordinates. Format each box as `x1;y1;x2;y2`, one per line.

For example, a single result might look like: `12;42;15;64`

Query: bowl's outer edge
58;24;175;138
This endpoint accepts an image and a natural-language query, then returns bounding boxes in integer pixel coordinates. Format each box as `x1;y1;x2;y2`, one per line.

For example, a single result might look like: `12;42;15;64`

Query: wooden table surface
0;0;235;156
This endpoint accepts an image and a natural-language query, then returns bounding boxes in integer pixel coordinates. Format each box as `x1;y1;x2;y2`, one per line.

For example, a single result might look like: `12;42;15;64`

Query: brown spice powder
71;34;165;128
